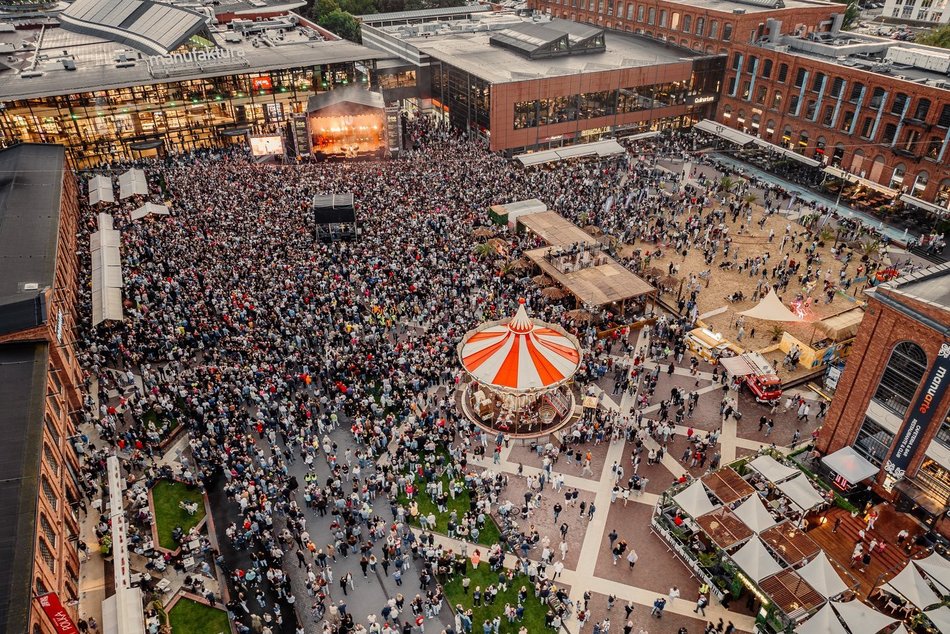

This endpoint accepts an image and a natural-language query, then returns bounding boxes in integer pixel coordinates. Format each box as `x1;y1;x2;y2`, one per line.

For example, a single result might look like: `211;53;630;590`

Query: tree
916;24;950;48
473;242;495;259
841;2;861;30
319;8;361;43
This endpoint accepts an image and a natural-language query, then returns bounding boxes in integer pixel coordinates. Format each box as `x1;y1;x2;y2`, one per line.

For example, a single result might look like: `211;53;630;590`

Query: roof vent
22;282;39;291
19;70;44;78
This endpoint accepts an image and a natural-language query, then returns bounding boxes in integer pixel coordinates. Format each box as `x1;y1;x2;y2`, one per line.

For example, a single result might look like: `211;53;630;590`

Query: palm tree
719;176;736;196
473;242;494;259
860;239;882;260
742;192;758;208
818;227;835;246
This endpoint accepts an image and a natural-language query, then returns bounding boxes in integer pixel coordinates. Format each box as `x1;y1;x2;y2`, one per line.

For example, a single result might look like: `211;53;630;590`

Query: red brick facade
528;0;950;204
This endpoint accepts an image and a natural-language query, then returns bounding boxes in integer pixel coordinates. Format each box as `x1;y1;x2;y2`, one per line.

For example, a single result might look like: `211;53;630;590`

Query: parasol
541;287;567;300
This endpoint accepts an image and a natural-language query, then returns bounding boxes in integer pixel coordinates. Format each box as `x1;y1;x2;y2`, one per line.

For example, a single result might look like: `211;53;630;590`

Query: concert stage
306;89;388;159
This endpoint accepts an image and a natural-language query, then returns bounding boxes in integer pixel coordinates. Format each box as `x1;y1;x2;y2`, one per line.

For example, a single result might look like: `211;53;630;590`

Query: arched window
873;341;928;416
913;170;929;195
722;105;732;119
695;17;704;36
815;135;826;159
765;119;775;137
737;109;746;126
914;98;931;122
937;179;950;209
660;9;667;26
762;59;773;78
851;149;866;175
797;129;809;153
832;143;845;167
751;113;761;133
869;155;887;182
626;3;633;18
782;125;793;147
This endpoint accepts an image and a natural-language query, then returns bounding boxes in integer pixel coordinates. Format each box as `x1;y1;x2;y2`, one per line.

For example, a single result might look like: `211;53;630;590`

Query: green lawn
444;562;554;634
168;597;230;634
396;464;501;547
151;480;205;550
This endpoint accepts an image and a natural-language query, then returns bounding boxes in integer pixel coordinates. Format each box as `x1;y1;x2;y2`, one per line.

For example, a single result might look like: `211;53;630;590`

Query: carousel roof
458;299;582;392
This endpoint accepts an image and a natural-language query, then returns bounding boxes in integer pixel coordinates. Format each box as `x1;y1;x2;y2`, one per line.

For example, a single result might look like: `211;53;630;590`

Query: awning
796;603;848;634
624;130;661;141
823;166;899;197
118;168;148;199
752;138;822;168
515;139;625;167
748;455;800;483
777;474;825;512
90;213;124;326
815;308;865;341
821;446;878;484
694;119;755;147
88;174;114;205
130;202;170;222
885;562;943;609
830;600;898;634
738;289;804;322
672;480;719;518
733;494;778;533
914;552;950;593
719;352;777;379
900;193;948;216
129;139;163;151
220;127;252;137
798;552;850;598
730;536;783;582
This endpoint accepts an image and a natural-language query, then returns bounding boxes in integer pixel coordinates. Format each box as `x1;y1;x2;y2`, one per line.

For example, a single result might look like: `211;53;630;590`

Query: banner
884;342;950;480
36;593;80;634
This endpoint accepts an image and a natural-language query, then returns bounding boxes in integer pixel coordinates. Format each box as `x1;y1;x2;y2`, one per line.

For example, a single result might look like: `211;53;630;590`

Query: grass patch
151;480;205;550
444;562;553;634
142;409;180;443
168;598;230;634
395;449;501;547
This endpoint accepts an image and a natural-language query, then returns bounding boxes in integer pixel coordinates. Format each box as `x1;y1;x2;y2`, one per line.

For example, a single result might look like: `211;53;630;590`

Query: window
648;7;655;24
869;87;886;109
805;99;817;120
761;59;773;78
881;122;897;145
755;85;768;104
830;77;845;98
40;514;56;547
723;105;732;119
913;170;929;195
787;94;800;115
938;104;950;128
42;475;58;510
727;77;737;96
821;104;834;126
777;63;788;83
709;20;719;38
860;116;873;138
746;55;757;74
682;14;691;32
732;53;742;70
695;17;704;36
873;341;928;416
659;9;666;25
840;110;854;132
914;98;931;121
891;92;909;115
811;72;825;92
927;136;942;160
670;11;679;28
722;22;733;40
771;90;783;110
637;5;644;21
794;68;807;88
741;81;751;101
854;417;895;467
45;414;60;445
39;539;56;572
849;82;864;103
890;163;905;189
936;419;950;450
627;3;633;18
43;443;59;476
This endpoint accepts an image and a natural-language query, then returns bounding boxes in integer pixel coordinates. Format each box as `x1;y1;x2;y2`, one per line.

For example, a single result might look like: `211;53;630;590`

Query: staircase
827;511;907;576
909;244;947;265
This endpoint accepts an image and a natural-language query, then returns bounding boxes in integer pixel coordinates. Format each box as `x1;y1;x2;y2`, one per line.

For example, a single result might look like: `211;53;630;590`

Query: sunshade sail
130;202;170;221
821;447;878;484
830;600;898;634
778;474;825;512
796;603;848;634
89;174;114;205
748;455;800;483
885;562;942;609
738;289;804;322
673;480;719;518
458;299;581;392
914;552;950;592
730;536;783;581
733;494;778;533
119;168;148;199
798;552;850;598
924;606;950;633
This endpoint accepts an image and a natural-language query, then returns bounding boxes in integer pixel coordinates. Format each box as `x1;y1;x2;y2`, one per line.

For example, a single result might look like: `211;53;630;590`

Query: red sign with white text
36;592;80;634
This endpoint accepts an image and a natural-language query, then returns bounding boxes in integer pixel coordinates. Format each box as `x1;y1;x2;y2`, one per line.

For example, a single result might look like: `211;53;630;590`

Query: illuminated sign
249;135;285;156
581;126;610;138
251;76;273;91
147;48;246;68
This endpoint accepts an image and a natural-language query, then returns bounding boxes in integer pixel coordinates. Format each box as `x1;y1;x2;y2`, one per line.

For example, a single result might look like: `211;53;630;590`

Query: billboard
36;593;80;634
251;76;272;91
884;342;950;479
249;135;285;156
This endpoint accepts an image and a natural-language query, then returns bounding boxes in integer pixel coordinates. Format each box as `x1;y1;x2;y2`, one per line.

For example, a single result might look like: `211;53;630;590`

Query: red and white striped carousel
457;299;582;437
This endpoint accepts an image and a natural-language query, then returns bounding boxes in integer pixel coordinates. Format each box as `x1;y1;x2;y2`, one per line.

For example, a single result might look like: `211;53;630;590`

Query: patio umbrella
885;563;943;610
583;225;604;236
541;287;567;300
472;227;495;238
533;275;554;287
510;257;531;271
830;600;898;634
644;266;664;279
565;309;594;323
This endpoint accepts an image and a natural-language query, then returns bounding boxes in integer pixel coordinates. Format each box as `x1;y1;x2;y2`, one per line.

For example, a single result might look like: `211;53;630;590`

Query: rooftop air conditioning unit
62;59;76;70
19;70;43;78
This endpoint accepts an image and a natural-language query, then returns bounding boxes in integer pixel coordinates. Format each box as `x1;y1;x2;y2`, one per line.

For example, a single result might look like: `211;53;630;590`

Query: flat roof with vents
490;20;605;59
60;0;209;55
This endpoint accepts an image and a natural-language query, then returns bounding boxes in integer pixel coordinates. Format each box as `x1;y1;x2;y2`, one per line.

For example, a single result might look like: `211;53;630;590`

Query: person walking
694;594;708;616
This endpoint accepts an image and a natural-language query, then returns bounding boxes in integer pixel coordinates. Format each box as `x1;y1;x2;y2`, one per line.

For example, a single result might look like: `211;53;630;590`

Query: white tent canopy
515;139;625;167
885;562;943;609
748;455;799;483
118;168;148;199
914;552;950;592
730;536;783;581
924;606;950;633
130;202;170;221
795;603;848;634
733;494;778;533
89;174;114;205
830;600;898;634
798;552;850;598
738;289;804;322
821;447;879;484
91;212;124;326
673;480;719;518
778;474;825;512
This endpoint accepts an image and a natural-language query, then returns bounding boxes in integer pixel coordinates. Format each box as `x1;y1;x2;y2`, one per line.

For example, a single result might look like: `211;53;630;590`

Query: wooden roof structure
701;467;756;506
526;247;654;307
517;211;599;247
696;507;754;550
760;521;821;566
758;568;826;623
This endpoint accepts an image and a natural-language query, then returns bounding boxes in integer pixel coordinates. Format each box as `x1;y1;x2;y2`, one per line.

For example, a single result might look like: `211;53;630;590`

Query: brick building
817;264;950;525
0;144;84;634
528;0;950;210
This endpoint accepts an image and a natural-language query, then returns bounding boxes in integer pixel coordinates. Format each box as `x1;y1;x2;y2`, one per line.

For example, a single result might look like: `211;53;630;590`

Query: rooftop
0;17;386;100
0;143;64;334
0;342;49;634
662;0;836;12
364;13;698;83
878;261;950;312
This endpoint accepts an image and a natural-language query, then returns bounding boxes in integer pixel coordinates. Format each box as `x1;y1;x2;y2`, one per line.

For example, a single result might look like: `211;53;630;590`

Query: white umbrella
795;603;848;634
830;600;898;634
798;552;849;599
730;537;783;582
673;480;719;519
924;605;950;633
733;495;778;534
914;552;950;593
885;562;942;610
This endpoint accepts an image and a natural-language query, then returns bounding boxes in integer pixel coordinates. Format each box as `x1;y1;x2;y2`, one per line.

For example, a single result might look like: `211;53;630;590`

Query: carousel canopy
458;299;581;392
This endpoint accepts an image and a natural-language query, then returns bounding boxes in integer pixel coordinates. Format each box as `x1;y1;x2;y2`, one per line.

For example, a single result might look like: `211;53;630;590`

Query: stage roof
526;247;654;307
307;88;385;113
517;211;598;247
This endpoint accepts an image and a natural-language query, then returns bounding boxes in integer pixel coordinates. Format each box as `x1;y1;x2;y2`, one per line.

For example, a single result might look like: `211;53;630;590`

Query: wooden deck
806;504;926;599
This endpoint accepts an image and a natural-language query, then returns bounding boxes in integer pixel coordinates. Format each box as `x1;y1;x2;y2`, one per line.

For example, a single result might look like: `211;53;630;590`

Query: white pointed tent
890;625;909;634
924;606;950;633
118;168;148;199
738;289;803;322
89;174;114;205
830;600;898;634
748;455;800;483
885;562;943;610
130;202;170;221
914;552;950;592
672;480;719;518
778;474;825;512
795;603;848;634
730;536;783;581
798;552;849;598
733;494;778;533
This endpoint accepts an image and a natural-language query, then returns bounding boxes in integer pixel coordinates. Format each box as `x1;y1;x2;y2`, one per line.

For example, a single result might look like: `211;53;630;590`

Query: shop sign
884;343;950;479
147;48;246;69
690;95;716;105
36;593;80;634
580;126;610;138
